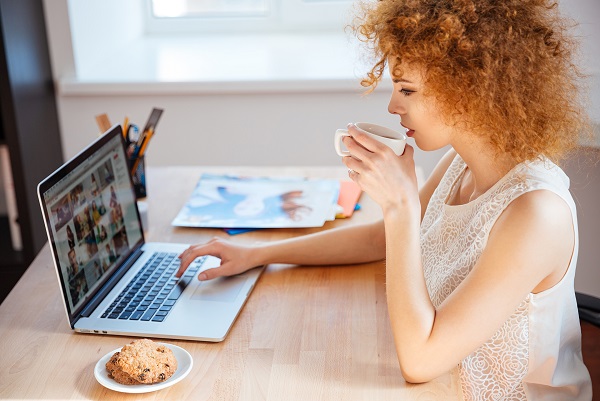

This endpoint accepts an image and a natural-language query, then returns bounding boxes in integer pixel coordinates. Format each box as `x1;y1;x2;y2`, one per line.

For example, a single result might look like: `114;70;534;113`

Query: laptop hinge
77;247;145;320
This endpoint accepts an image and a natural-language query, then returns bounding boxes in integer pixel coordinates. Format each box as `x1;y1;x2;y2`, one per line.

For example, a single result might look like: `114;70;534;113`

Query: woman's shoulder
496;157;574;210
489;186;574;293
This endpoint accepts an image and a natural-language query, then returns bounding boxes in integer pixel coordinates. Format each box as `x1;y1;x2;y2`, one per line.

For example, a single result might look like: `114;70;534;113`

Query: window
145;0;356;34
152;0;270;18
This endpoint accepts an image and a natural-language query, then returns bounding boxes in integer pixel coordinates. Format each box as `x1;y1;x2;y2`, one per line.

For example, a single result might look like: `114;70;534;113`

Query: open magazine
172;174;340;228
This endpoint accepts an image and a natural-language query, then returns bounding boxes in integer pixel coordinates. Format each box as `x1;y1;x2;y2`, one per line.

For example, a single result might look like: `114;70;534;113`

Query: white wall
564;149;600;300
57;90;448;172
559;0;600;124
66;0;144;78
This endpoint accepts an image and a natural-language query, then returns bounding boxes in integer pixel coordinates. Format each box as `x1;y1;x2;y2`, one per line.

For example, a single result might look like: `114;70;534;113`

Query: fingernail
198;273;207;281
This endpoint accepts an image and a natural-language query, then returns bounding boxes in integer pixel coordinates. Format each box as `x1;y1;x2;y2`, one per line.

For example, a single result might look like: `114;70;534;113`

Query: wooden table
0;166;459;400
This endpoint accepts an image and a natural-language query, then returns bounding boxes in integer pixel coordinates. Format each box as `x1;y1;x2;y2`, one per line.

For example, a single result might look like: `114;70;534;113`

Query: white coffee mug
335;122;407;156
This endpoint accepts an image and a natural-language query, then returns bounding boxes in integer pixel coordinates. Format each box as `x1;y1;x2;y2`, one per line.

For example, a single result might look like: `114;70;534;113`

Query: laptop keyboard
101;252;206;322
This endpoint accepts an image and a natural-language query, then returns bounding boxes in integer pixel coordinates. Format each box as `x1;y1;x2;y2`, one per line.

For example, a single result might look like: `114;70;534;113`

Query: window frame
143;0;355;34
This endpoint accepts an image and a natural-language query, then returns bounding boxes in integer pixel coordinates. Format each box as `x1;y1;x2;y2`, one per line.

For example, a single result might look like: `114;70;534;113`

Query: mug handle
334;129;351;156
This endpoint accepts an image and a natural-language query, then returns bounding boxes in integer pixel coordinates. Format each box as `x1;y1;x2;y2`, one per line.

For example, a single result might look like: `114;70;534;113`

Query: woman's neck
451;136;515;203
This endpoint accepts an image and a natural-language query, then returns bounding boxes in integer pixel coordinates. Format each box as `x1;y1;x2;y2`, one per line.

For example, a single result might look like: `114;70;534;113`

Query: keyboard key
167;284;185;300
141;309;156;321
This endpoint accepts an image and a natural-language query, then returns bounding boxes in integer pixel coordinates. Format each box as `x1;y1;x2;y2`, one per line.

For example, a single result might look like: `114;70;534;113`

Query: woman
176;1;592;399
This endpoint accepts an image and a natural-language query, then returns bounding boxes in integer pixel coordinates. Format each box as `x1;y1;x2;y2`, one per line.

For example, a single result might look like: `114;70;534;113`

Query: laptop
37;125;264;341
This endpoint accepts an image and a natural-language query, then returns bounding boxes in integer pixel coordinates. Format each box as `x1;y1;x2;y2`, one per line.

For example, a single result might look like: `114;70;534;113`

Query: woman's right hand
175;237;263;281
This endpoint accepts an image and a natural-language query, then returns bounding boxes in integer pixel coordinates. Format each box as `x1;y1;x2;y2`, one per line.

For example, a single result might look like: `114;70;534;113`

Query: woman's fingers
344;124;388;154
197;264;233;281
343;154;361;174
176;237;255;281
176;239;222;277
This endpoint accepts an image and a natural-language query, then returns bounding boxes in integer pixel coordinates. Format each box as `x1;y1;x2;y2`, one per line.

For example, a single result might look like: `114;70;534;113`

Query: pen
123;117;129;139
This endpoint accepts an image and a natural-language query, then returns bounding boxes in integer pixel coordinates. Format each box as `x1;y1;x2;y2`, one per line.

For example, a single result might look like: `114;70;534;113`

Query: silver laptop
37;125;264;341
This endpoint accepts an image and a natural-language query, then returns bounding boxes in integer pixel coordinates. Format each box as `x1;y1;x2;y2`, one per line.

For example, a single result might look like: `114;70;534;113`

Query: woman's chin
411;138;448;152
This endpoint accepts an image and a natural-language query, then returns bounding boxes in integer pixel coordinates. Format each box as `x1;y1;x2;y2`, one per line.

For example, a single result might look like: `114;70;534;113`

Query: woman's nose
388;92;404;115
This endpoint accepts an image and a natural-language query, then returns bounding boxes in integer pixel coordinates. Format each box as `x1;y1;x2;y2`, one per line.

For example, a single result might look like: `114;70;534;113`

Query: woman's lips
401;124;415;137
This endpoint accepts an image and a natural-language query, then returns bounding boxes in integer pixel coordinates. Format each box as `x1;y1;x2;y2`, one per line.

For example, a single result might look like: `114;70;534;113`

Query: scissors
124;124;140;158
127;124;140;143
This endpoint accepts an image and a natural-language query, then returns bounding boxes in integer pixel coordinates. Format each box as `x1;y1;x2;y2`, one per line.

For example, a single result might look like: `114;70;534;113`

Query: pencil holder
128;155;147;199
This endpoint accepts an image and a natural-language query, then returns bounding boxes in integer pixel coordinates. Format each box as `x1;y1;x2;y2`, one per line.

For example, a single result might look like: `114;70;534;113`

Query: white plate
94;342;193;393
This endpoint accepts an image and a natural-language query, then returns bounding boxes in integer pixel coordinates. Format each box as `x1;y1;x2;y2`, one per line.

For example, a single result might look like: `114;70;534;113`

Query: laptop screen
39;127;143;316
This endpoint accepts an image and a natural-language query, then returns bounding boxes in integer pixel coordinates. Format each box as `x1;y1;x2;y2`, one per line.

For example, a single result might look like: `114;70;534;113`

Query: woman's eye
400;88;415;96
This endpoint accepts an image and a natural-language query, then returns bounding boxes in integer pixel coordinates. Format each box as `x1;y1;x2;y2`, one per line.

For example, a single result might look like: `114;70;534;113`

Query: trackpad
191;276;246;302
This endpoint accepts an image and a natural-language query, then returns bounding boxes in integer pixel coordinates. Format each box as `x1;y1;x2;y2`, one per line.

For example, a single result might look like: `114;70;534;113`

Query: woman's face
387;62;455;151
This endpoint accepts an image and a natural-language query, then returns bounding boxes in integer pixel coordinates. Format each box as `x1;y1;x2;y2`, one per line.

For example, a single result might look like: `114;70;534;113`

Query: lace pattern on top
420;155;538;401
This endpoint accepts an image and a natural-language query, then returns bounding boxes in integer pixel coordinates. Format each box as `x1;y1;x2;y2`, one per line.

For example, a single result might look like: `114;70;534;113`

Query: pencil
130;128;154;175
123;117;129;139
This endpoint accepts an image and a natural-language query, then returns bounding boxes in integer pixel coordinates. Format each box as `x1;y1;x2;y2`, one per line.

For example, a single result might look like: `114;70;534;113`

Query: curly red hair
352;0;590;164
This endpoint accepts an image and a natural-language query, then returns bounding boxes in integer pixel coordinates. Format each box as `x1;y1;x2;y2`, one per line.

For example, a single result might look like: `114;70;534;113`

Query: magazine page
172;174;340;228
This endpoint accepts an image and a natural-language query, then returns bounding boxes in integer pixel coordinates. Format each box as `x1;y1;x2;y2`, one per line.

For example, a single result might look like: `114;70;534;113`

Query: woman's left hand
342;124;420;216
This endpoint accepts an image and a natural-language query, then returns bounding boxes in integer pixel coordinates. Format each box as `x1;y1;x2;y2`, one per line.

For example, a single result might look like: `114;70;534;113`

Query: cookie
115;339;178;384
105;351;140;385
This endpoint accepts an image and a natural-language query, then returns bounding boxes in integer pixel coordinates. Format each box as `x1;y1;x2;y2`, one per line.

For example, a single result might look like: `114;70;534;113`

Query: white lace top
420;154;592;400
